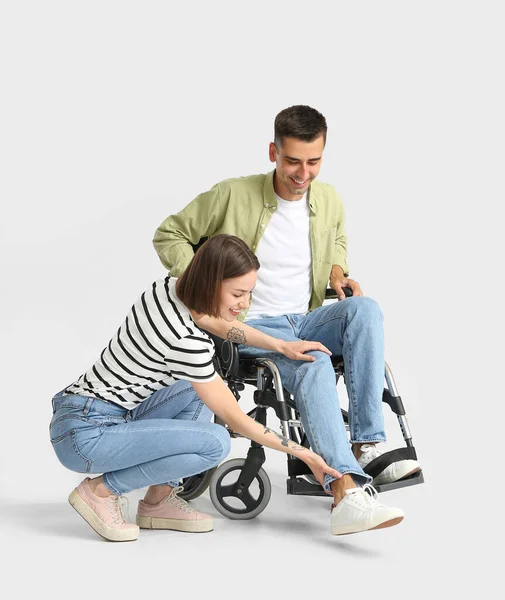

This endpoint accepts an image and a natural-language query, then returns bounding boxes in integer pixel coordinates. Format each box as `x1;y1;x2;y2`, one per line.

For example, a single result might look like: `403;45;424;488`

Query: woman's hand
280;340;332;361
302;451;342;492
192;378;341;481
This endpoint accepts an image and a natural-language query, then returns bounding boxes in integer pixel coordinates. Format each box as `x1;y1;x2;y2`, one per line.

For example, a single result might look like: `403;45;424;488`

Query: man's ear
268;142;277;163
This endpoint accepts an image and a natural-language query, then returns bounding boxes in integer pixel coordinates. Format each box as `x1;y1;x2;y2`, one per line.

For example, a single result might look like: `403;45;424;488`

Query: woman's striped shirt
64;277;217;410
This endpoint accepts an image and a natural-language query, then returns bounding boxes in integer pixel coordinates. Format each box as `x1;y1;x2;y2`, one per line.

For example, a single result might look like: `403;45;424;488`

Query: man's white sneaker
330;484;404;536
357;443;421;485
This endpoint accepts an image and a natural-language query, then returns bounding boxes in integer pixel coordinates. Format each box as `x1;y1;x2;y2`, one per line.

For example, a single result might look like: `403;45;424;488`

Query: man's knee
298;350;335;375
344;296;383;322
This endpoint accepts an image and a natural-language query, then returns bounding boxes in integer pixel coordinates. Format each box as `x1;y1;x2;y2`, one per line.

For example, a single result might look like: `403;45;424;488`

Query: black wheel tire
179;467;217;501
209;458;271;520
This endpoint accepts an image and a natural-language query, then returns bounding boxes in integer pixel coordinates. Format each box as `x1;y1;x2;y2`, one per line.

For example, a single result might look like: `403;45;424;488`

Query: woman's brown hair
176;234;260;317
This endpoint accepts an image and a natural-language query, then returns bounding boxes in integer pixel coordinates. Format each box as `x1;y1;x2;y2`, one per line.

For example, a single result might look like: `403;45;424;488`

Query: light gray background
0;1;502;598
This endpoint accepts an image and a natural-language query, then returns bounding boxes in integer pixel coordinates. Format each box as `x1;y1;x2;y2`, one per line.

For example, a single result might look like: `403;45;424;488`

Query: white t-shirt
247;192;312;319
64;277;217;410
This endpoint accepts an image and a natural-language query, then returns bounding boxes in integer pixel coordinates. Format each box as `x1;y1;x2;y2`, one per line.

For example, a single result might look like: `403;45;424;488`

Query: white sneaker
330;484;404;535
357;443;421;485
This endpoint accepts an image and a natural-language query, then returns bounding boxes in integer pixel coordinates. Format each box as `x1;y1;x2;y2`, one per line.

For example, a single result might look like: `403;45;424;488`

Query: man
153;105;421;535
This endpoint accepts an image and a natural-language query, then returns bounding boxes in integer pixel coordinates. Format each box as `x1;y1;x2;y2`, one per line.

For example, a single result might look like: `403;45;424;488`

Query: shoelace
347;483;384;509
331;484;383;513
361;483;380;503
165;486;196;513
360;444;382;460
108;495;131;525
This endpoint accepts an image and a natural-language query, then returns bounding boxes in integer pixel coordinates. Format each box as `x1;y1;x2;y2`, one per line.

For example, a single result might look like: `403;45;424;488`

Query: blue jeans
241;297;386;490
50;380;231;495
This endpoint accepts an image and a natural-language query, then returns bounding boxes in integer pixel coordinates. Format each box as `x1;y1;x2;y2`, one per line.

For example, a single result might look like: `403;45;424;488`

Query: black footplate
286;447;424;496
287;469;424;496
287;476;329;496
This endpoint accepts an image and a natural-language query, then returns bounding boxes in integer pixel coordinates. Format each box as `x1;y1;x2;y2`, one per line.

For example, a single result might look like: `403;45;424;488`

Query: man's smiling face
269;135;325;201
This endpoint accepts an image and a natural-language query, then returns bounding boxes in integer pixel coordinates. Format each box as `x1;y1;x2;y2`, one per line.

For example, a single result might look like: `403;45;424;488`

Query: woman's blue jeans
50;380;231;495
241;296;387;490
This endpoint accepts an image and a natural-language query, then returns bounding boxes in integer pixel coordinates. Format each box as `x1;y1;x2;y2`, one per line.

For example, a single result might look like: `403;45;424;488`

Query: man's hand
280;340;332;361
330;276;363;300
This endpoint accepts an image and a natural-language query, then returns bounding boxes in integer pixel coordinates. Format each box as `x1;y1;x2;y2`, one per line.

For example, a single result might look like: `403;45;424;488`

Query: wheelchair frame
181;291;424;518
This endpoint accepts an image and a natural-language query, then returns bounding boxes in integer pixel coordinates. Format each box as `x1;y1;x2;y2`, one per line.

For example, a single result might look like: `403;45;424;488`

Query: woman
50;234;341;542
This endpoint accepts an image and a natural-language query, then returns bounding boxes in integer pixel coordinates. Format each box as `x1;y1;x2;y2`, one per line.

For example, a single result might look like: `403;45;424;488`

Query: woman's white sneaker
330;484;404;535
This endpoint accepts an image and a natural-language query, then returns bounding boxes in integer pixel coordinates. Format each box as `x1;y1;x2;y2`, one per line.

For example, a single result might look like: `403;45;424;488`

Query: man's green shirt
153;170;349;319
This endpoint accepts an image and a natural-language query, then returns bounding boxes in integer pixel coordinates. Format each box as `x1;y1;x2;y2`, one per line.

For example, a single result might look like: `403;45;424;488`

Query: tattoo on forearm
264;426;288;447
227;327;246;344
263;427;306;451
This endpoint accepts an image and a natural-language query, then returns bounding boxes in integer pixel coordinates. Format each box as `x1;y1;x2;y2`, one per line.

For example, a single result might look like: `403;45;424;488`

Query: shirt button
265;203;269;207
261;224;265;228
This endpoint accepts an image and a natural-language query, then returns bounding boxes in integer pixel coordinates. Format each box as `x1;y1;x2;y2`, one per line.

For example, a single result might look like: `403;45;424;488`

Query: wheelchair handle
324;286;353;300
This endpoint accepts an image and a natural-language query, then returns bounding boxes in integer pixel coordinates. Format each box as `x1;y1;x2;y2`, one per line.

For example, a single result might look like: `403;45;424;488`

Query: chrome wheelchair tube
256;365;265;392
384;362;399;396
385;362;412;444
255;359;291;440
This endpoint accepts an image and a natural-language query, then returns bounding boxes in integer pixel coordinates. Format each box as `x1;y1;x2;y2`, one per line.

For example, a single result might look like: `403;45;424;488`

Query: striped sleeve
165;334;217;383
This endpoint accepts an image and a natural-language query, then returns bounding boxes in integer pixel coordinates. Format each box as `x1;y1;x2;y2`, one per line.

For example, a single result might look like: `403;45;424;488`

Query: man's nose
297;165;309;180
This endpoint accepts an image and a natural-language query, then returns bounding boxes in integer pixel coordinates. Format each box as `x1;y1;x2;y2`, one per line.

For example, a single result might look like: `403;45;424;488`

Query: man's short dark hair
274;105;327;147
176;234;260;318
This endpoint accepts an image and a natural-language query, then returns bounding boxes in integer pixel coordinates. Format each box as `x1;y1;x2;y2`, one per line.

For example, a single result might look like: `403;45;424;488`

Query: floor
0;442;488;600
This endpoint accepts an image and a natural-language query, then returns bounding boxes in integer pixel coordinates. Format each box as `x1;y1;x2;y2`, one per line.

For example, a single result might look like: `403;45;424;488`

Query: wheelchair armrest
325;286;353;300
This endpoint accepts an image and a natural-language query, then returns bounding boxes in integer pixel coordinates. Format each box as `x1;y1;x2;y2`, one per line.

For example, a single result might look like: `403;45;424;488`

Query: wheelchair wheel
179;467;217;501
209;458;271;520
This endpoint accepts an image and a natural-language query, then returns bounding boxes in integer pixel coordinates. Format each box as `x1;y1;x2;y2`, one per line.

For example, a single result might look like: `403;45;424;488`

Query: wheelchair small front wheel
209;458;271;520
179;467;217;501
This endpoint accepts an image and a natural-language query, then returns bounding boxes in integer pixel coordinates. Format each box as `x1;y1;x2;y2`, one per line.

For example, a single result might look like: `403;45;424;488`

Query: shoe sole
331;515;404;536
136;515;214;533
69;490;139;542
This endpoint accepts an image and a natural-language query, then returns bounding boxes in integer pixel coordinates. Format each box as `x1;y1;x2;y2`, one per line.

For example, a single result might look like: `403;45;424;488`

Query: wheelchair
180;288;424;519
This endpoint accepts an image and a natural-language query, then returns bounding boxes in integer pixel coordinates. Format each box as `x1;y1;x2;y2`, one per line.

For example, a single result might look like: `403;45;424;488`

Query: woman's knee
208;422;231;462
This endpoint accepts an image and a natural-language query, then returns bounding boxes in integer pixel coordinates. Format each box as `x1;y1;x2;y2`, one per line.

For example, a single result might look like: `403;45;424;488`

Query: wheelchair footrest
287;476;329;497
287;457;313;477
373;469;424;493
287;469;425;497
362;446;418;479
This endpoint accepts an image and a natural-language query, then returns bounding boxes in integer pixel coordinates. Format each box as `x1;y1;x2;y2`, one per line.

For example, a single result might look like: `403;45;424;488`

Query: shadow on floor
0;501;105;541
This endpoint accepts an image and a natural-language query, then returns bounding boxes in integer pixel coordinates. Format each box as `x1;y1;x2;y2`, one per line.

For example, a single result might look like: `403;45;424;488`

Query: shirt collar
265;169;318;214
